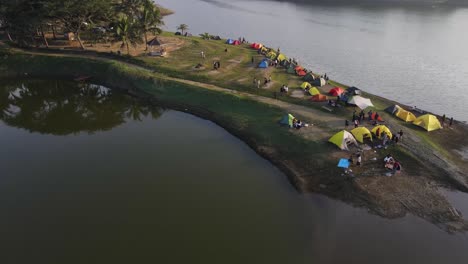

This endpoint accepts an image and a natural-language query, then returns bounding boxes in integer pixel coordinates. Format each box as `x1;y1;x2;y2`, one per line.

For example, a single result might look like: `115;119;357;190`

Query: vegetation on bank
0;0;164;51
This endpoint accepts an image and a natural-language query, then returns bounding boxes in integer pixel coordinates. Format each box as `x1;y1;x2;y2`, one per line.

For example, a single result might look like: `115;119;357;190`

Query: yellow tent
371;125;392;139
308;87;320;96
267;51;277;59
413;114;442;131
328;130;358;151
277;54;287;62
351;127;373;143
300;82;312;89
395;109;416;122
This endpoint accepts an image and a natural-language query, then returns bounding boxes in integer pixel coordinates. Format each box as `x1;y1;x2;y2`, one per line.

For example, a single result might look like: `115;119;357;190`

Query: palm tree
199;32;211;40
115;16;142;54
140;0;163;51
177;23;188;35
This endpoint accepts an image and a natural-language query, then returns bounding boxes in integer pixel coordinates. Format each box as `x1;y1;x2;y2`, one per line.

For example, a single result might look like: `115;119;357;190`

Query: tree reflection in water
0;80;163;135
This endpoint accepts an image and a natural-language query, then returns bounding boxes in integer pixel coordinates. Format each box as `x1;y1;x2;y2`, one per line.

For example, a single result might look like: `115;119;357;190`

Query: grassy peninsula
1;1;468;232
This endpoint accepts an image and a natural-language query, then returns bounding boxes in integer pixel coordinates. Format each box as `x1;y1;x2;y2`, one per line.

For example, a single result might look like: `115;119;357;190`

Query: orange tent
295;66;303;71
371;112;383;122
297;70;307;76
310;94;327;102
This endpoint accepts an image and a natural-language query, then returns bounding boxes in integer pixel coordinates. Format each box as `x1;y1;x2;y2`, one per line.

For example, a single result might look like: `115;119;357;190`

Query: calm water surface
1;80;468;264
159;0;468;121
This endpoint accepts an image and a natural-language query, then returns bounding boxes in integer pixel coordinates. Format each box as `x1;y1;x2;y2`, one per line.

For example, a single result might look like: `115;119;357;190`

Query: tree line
0;0;164;53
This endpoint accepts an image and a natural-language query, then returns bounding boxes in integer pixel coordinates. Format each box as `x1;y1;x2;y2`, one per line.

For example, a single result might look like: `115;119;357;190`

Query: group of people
384;154;401;173
238;37;247;44
252;76;272;88
349;110;380;128
441;114;455;127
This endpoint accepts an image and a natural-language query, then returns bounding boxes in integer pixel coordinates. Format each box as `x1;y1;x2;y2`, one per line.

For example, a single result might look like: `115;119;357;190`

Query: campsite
1;12;468;233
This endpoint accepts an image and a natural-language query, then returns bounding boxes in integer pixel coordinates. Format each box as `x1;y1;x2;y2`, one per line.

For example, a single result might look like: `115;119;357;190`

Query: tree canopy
1;0;164;51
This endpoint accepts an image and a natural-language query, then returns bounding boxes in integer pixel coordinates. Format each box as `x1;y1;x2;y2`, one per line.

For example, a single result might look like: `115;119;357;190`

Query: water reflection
0;80;162;135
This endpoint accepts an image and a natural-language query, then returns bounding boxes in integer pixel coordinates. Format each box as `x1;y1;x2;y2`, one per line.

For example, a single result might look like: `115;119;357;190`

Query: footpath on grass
1;38;468;232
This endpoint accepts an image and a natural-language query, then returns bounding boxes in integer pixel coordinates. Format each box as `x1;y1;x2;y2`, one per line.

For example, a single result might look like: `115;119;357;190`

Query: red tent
329;87;345;96
250;43;262;49
232;40;241;45
295;66;303;71
371;112;383;121
310;94;327;102
297;70;307;76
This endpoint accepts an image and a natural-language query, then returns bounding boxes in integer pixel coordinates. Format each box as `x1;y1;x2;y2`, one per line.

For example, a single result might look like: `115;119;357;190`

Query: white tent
348;96;374;110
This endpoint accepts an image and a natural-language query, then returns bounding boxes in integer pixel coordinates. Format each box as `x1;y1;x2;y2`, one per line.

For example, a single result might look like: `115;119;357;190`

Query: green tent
308;87;320;96
287;65;296;74
328;130;358;151
303;72;316;81
280;113;295;127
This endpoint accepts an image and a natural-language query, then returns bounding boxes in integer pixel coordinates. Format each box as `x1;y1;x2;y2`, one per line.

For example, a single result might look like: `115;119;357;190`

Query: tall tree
115;16;142;54
2;0;49;46
52;0;116;50
139;0;163;51
177;24;188;35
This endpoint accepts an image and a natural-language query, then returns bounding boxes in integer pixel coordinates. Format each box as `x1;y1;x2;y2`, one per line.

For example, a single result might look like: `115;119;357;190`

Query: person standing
201;51;205;59
253;78;257;88
354;119;359;128
257;79;261;89
382;133;388;146
399;129;404;142
449;117;454;127
357;154;362;166
345;120;349;129
442;114;446;124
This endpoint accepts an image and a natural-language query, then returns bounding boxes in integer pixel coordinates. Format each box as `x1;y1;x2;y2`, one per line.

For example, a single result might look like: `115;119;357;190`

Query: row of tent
385;105;442;131
250;42;288;64
329;125;393;150
250;39;443;132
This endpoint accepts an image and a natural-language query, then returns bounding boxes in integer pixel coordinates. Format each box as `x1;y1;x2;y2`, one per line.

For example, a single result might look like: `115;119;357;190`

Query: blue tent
337;158;350;168
258;60;268;69
226;39;234;44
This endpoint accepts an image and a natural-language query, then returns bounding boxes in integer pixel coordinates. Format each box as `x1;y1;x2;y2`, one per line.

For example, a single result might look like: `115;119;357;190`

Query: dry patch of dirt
290;90;305;98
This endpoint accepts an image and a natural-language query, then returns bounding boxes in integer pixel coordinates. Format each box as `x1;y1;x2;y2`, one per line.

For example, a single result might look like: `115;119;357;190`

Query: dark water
1;80;468;264
159;0;468;122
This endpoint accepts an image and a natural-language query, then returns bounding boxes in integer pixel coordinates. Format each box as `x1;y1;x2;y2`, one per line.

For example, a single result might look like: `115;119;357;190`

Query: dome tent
258;59;269;68
413;114;442;131
328;130;358;151
351;127;373;143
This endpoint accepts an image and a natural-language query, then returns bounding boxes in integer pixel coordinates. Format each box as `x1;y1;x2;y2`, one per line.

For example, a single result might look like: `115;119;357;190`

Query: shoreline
1;36;468;232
